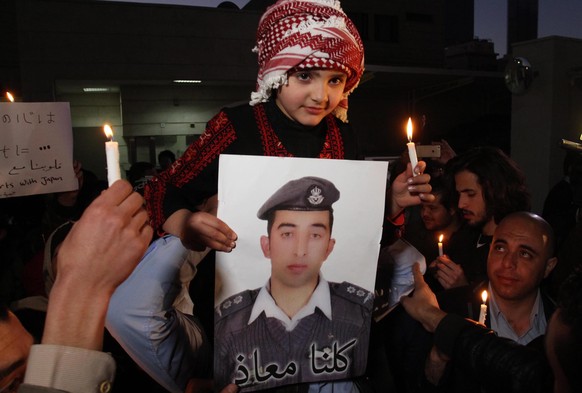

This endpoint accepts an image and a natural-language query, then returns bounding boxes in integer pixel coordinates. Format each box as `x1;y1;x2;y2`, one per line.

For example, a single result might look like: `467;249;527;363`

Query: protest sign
0;102;77;198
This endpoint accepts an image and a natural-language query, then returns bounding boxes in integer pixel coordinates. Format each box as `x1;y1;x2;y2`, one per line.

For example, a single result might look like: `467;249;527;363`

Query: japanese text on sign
0;102;77;198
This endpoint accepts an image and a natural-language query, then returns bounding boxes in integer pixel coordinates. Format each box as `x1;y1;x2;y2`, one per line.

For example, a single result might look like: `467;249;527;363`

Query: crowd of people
2;0;582;393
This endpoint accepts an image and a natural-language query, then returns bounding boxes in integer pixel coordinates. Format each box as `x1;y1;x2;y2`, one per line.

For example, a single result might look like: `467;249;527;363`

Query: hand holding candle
103;124;121;187
478;290;488;324
406;117;418;176
438;234;444;257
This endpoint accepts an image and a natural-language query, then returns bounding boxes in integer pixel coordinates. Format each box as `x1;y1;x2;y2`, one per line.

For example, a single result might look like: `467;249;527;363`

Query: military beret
257;176;340;220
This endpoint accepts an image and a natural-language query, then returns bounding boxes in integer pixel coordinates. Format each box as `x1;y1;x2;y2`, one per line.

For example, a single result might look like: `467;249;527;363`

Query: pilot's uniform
215;278;373;392
214;176;374;392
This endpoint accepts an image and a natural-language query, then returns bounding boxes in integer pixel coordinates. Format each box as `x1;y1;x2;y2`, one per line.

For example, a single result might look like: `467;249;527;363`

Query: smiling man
437;211;559;344
214;176;373;392
419;212;558;392
401;261;582;393
486;212;557;344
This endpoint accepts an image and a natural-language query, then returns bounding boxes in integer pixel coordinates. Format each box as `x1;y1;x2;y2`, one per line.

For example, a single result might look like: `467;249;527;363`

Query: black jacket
427;283;556;392
432;313;553;393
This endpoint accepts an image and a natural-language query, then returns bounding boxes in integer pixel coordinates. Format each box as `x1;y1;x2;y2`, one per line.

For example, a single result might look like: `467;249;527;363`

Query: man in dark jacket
431;147;531;290
409;212;558;392
402;261;582;393
438;212;557;344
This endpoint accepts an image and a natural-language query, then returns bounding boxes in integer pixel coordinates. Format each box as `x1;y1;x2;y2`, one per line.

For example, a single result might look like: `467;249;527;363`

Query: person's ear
324;238;336;260
260;235;271;258
544;257;558;278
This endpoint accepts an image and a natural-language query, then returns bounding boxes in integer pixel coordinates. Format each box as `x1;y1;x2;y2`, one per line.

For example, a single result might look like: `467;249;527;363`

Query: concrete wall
2;0;510;183
13;0;260;101
511;36;582;213
7;0;261;178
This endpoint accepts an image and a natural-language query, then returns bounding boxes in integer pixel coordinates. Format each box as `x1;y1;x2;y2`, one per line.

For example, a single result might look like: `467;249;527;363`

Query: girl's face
275;69;347;127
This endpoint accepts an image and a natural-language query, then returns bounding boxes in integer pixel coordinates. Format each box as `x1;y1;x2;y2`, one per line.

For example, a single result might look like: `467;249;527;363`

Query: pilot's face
261;210;335;292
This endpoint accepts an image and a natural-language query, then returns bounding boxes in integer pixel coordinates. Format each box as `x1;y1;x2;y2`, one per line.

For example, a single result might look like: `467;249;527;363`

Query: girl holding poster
108;1;433;392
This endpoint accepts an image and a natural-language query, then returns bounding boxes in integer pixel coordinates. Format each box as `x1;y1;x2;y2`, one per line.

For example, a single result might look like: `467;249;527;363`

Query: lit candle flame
6;92;14;102
579;133;582;141
481;290;488;303
438;234;444;243
103;124;114;141
406;117;413;142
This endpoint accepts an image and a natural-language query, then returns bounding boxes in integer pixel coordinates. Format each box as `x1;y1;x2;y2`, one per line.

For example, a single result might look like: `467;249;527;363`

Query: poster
214;155;388;391
0;102;77;198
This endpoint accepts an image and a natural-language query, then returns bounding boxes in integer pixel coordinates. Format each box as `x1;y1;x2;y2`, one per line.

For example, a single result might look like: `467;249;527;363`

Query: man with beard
403;175;463;292
430;146;531;290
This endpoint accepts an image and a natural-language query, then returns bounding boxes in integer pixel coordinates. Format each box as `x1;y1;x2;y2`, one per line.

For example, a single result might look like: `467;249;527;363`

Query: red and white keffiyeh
250;0;364;122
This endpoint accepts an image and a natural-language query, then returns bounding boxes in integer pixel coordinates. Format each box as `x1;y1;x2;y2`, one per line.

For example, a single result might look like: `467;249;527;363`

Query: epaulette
215;289;258;319
331;281;374;309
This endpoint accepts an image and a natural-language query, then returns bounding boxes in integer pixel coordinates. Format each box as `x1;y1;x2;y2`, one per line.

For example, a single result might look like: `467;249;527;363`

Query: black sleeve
434;314;553;393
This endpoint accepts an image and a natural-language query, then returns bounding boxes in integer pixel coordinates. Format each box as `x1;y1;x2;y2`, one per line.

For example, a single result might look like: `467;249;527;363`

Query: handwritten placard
0;102;77;198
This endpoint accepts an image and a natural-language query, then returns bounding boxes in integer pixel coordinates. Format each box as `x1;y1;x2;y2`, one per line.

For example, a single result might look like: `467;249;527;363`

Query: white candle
103;124;121;186
478;290;488;324
406;117;418;176
438;234;444;257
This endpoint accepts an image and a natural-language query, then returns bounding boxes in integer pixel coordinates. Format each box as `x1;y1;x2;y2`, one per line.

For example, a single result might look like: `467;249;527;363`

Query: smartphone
415;144;441;158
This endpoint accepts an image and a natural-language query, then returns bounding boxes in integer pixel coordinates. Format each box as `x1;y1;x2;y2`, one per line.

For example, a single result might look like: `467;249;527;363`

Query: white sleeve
23;344;115;393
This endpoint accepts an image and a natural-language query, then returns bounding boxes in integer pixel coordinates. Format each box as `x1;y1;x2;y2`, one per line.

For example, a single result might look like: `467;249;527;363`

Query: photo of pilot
214;176;373;392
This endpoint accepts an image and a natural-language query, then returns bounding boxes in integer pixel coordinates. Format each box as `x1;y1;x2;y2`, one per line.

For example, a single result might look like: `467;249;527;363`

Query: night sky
475;0;582;57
